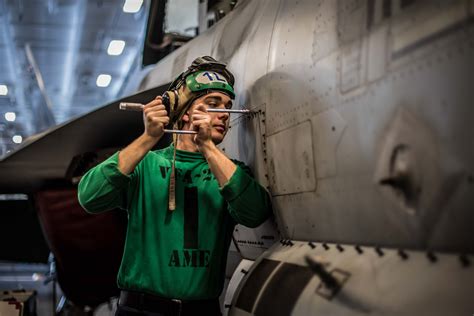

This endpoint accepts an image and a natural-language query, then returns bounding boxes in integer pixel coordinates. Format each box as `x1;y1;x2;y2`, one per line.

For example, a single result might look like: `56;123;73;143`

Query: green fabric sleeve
220;165;272;228
77;152;132;214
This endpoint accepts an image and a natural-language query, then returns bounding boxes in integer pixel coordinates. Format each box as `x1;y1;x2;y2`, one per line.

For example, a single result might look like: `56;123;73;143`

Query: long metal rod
119;102;251;113
164;129;197;134
119;102;143;111
207;108;251;113
119;102;250;134
118;103;196;134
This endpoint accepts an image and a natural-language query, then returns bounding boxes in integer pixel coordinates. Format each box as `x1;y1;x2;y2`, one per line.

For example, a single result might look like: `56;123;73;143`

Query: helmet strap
168;122;179;212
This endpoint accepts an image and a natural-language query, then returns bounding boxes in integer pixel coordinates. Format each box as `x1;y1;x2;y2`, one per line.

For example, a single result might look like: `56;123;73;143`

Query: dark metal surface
0;197;49;263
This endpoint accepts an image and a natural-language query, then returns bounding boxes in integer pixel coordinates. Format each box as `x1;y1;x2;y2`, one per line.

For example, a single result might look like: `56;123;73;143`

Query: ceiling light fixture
12;135;22;144
123;0;143;13
5;112;16;122
107;40;126;56
0;85;8;96
96;74;112;87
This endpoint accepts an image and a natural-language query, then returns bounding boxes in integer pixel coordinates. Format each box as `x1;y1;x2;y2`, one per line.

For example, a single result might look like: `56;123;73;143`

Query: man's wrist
139;132;160;150
118;133;160;175
198;140;217;157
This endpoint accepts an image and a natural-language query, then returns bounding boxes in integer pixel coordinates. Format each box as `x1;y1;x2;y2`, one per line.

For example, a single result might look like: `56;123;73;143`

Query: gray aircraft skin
138;0;474;315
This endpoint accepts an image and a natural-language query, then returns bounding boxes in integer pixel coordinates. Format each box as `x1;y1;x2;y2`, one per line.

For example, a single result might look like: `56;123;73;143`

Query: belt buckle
171;298;182;315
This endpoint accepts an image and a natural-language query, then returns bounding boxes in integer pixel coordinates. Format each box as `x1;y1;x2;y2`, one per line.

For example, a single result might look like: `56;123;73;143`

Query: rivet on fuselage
427;251;437;262
398;249;408;260
459;254;470;267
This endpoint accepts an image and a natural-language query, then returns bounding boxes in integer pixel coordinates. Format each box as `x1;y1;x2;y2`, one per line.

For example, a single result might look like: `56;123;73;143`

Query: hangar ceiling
0;0;234;157
0;0;150;156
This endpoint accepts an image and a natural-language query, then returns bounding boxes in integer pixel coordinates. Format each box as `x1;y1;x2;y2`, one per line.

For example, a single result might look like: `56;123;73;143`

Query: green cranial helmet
168;55;235;91
185;70;235;99
163;56;235;125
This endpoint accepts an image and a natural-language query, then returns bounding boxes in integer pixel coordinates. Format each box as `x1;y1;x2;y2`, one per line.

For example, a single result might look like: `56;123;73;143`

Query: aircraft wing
0;86;167;193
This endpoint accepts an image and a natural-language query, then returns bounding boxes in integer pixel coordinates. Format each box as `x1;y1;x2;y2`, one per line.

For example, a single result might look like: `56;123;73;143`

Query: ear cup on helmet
161;90;179;127
161;91;171;109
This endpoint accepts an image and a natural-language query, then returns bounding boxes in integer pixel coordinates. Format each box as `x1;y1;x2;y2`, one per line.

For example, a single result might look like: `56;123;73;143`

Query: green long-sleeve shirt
77;145;272;300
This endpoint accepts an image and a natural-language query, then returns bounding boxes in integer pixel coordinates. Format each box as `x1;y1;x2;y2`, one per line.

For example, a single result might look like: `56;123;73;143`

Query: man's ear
182;112;190;123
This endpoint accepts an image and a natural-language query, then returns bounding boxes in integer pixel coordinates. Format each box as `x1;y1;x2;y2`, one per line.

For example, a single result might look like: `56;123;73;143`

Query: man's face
187;91;233;144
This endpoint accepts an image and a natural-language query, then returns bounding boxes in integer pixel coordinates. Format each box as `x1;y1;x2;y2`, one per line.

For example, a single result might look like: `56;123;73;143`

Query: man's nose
217;107;229;121
217;111;229;121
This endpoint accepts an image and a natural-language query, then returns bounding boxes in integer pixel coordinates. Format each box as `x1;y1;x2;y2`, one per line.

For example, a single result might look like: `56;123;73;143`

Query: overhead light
5;112;16;122
123;0;143;13
96;74;112;87
12;135;22;144
0;85;8;96
107;40;126;56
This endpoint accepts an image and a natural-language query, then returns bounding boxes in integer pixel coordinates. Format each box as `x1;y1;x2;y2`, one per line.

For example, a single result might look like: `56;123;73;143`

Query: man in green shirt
78;56;272;316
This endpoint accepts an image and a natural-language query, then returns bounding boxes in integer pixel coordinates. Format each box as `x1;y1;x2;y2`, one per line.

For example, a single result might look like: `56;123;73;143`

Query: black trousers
116;291;222;316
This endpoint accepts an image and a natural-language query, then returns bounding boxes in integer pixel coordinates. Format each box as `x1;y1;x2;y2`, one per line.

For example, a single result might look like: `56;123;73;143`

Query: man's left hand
191;104;213;148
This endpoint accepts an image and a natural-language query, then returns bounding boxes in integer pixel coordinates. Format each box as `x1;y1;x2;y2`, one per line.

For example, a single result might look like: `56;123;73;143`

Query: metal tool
119;102;143;111
164;129;197;135
119;103;197;134
207;108;251;113
119;102;251;134
119;102;251;113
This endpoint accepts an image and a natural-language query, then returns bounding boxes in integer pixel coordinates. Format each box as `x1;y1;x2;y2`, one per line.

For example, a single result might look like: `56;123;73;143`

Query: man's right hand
143;96;170;139
118;96;169;175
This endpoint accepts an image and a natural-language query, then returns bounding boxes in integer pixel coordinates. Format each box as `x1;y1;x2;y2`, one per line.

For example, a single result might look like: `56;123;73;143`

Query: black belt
118;290;221;316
